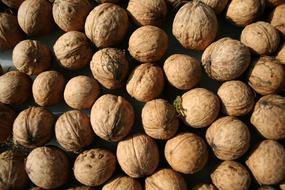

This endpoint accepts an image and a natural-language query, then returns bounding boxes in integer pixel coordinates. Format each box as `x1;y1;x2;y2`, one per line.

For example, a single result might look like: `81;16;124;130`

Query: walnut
269;4;285;37
192;184;217;190
0;0;24;9
276;43;285;64
96;0;120;3
0;103;16;143
103;176;142;190
200;0;230;14
165;0;190;8
67;187;95;190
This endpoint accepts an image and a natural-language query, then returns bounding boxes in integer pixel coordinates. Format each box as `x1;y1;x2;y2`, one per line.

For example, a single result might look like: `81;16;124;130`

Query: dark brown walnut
67;186;96;190
145;168;187;190
32;70;65;106
276;43;285;64
269;4;285;37
13;40;51;75
142;99;179;140
102;176;142;190
251;94;285;140
201;0;230;14
128;25;168;62
0;0;24;9
192;184;217;190
246;140;285;185
117;134;159;178
54;31;92;70
55;110;94;152
172;1;218;51
217;80;255;116
0;103;16;143
18;0;54;36
126;63;164;102
85;3;128;48
127;0;168;27
0;151;29;190
91;94;134;142
163;54;201;90
211;161;251;190
25;146;69;189
0;71;32;105
202;37;251;81
90;48;129;89
257;187;278;190
241;21;280;55
247;56;285;95
74;148;116;186
64;76;100;109
265;0;285;7
164;133;208;174
206;116;251;160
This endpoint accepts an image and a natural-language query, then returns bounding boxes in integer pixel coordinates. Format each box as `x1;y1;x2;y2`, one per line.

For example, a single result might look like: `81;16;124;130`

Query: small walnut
269;4;285;37
128;25;168;62
172;1;218;50
90;48;129;89
202;37;251;81
257;186;278;190
74;148;116;186
200;0;230;14
0;103;16;143
163;54;201;90
192;184;217;190
276;43;285;64
265;0;285;7
85;3;128;48
246;140;285;185
0;0;24;9
103;176;142;190
117;134;159;178
165;133;208;174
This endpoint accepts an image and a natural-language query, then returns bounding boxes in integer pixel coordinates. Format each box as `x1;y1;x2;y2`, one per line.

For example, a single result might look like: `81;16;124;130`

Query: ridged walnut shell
0;103;16;143
192;184;217;190
103;176;142;190
276;43;285;64
0;0;24;9
269;4;285;37
200;0;230;14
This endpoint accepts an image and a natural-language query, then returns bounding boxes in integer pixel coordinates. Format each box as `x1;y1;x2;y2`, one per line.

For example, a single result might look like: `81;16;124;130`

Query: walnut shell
32;70;65;106
250;94;285;140
54;31;92;70
163;54;201;90
13;107;54;148
91;94;134;142
85;3;128;48
0;103;16;143
13;40;51;75
67;186;96;190
142;99;179;140
0;0;24;9
269;4;285;37
192;184;217;190
211;161;251;190
74;148;116;186
128;25;168;62
103;176;142;190
202;37;251;81
25;146;69;189
241;21;280;55
90;48;129;89
257;187;278;190
201;0;230;14
206;116;250;160
164;133;208;174
276;43;285;64
165;0;190;8
246;140;285;185
247;56;285;95
96;0;120;3
64;75;100;109
117;134;160;178
172;1;218;50
18;0;54;36
126;63;164;102
265;0;285;7
280;184;285;190
55;110;94;152
0;71;32;105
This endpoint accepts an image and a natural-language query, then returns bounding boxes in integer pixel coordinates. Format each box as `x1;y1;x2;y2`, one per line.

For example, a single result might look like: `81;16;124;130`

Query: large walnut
269;4;285;37
103;176;142;190
0;0;24;9
201;0;230;14
0;103;16;143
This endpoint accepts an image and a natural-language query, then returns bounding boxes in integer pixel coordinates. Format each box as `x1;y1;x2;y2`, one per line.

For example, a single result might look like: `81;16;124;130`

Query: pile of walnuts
0;0;285;189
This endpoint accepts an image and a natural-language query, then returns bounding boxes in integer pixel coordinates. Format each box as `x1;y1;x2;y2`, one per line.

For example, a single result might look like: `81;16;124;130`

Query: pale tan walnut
0;103;16;143
32;70;65;106
202;37;251;81
246;140;285;185
192;183;217;190
217;80;255;116
54;31;92;70
74;148;116;186
127;0;168;27
103;176;142;190
90;94;134;142
276;43;285;64
128;25;168;62
85;3;128;48
225;0;265;27
269;4;285;37
281;184;285;190
241;21;280;55
247;56;285;95
257;186;278;190
0;151;29;190
163;54;201;90
116;134;159;178
206;116;250;160
90;48;129;89
211;161;251;190
55;110;94;152
251;94;285;140
18;0;54;36
200;0;230;14
0;0;24;9
64;76;100;109
13;107;54;148
25;146;69;189
265;0;285;7
172;1;218;51
13;40;51;75
141;99;179;140
145;168;187;190
0;71;32;105
164;133;208;174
